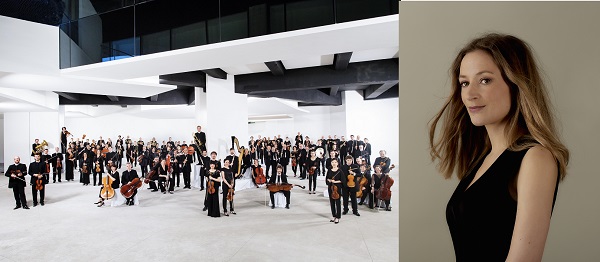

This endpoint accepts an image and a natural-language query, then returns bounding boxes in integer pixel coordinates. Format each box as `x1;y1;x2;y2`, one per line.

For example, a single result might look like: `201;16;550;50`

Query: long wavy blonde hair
429;33;569;180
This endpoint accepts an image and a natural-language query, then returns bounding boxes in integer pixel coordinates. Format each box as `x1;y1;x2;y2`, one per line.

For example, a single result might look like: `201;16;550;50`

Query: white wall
0;115;4;164
4;112;59;165
65;114;196;146
400;2;600;261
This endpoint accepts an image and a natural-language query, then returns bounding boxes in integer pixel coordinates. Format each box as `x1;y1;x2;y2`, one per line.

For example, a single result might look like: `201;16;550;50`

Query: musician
290;146;298;177
150;137;158;150
81;152;92;186
279;144;290;176
180;147;193;189
326;158;343;224
341;155;360;216
125;135;135;166
256;136;264;164
263;145;272;178
40;148;51;183
209;151;221;170
29;154;47;207
137;138;144;154
106;137;112;148
284;137;291;149
358;164;374;208
167;137;175;149
195;125;207;153
105;147;117;167
121;163;139;206
353;144;367;163
241;148;252;175
268;165;291;209
51;147;63;183
326;150;340;173
356;135;365;149
373;150;391;174
66;147;75;181
205;162;221;217
363;138;372;165
147;156;160;192
221;159;236;216
139;146;150;178
115;142;124;169
269;146;280;177
297;144;308;180
31;139;40;157
251;159;264;188
6;156;29;210
197;150;209;190
60;127;69;154
339;136;348;157
92;150;104;186
372;165;389;210
347;135;356;157
295;132;303;146
97;136;105;148
95;165;120;207
316;140;326;175
306;150;321;195
170;146;181;187
225;148;240;178
157;159;172;194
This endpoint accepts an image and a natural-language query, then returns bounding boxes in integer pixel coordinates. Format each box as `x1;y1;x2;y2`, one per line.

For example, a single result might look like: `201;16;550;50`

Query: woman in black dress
206;162;221;217
92;149;104;186
326;158;342;224
221;159;236;216
81;152;92;185
429;34;569;260
305;150;320;194
65;148;75;181
290;146;298;177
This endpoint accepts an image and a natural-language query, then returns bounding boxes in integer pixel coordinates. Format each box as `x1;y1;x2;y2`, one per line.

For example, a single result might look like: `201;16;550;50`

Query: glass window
172;22;208;50
286;0;334;31
336;0;394;23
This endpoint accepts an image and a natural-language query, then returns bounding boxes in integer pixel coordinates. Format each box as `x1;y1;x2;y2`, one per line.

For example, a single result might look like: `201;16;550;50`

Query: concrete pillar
195;87;208;127
205;75;248;159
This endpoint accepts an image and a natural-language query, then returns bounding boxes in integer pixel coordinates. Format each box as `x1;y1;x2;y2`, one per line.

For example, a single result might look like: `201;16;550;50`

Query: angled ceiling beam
333;52;353;70
264;60;286;76
251;89;341;106
106;95;119;102
329;86;339;96
159;71;207;87
363;81;398;99
236;59;398;94
201;68;228;79
56;92;80;101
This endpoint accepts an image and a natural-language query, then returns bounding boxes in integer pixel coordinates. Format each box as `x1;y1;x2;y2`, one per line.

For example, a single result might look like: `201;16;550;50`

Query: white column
205;75;248;158
195;87;208;127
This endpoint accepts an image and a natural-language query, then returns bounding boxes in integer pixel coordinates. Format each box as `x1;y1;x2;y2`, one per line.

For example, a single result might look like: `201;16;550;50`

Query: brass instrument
34;140;49;154
193;132;203;147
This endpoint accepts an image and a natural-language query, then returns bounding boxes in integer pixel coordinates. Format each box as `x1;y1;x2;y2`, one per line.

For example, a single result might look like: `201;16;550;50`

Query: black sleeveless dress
446;148;559;261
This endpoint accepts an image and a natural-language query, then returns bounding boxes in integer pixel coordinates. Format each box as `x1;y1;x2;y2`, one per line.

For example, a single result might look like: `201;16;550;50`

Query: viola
100;175;115;200
347;169;356;188
254;167;266;185
56;158;62;169
120;177;142;198
291;158;297;167
356;176;368;198
35;176;44;190
208;180;215;194
331;184;340;200
227;188;234;201
308;166;316;176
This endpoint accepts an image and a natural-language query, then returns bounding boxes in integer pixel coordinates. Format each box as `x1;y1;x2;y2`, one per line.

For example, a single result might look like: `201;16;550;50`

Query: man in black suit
268;165;290;209
193;125;207;162
29;154;47;207
51;147;63;183
341;155;360;216
225;148;240;178
5;156;29;210
121;163;139;206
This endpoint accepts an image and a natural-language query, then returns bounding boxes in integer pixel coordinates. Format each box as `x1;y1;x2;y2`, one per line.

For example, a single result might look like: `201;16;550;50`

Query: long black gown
206;170;221;217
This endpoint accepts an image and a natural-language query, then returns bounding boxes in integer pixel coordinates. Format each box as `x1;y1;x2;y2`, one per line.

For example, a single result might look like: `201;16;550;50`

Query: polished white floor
0;164;399;262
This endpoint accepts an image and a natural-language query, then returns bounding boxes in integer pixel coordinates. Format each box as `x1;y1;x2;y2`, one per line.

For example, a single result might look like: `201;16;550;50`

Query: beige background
400;2;600;261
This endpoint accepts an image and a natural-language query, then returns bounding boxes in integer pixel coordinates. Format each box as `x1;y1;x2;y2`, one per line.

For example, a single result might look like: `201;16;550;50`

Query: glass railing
59;0;398;69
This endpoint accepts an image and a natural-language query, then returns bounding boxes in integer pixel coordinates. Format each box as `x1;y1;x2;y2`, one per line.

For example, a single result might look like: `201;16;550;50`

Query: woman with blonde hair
429;33;569;261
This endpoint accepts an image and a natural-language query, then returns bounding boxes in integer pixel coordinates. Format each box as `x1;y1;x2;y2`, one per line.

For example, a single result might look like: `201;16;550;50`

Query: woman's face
459;50;511;128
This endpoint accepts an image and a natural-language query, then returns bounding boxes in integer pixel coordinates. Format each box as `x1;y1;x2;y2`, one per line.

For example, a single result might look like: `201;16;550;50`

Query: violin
120;177;142;198
356;176;368;198
208;180;215;194
227;188;234;201
35;175;44;190
291;157;297;167
331;184;340;200
308;166;316;176
254;166;266;185
100;174;115;200
56;158;62;169
347;169;356;188
82;164;88;174
95;162;101;173
45;161;51;174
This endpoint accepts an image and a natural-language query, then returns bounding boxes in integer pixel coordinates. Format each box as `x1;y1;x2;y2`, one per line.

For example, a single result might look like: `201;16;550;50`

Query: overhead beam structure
363;82;398;99
251;89;342;106
201;68;228;79
264;60;286;76
332;52;353;70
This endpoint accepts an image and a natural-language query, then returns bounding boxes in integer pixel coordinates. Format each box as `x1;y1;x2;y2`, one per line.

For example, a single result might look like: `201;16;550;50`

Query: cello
254;166;266;185
120;177;143;198
100;174;115;200
376;164;395;201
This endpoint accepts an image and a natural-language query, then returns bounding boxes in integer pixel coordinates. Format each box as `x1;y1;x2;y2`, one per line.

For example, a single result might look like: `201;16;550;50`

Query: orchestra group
5;126;394;224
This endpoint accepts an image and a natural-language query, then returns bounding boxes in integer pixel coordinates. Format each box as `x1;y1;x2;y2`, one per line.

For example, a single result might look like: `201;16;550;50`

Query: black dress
446;148;559;261
206;170;221;217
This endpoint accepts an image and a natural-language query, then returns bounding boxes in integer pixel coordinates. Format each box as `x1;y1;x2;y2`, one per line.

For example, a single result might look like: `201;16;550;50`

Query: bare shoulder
518;145;558;188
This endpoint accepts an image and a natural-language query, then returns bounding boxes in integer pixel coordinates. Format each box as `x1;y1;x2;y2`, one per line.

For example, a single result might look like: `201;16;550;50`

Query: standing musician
279;144;290;176
326;158;343;224
170;146;181;187
180;147;193;189
290;146;298;177
316;140;326;174
209;151;221;170
115;141;124;169
263;145;272;177
225;148;240;178
269;146;279;177
295;132;303;146
31;138;40;157
268;165;291;209
51;147;63;183
339;136;348;157
373;150;391;174
297;144;308;180
29;154;47;207
60;127;70;154
6;156;29;210
347;135;356;158
66;147;75;181
125;135;135;166
94;165;120;207
326;150;340;172
92;149;104;186
139;146;150;178
363;138;372;165
306;150;321;195
121;163;139;206
221;159;236;216
353;144;368;163
80;152;92;186
41;149;51;183
205;162;221;217
137;137;145;155
193;125;207;162
197;150;209;191
341;155;360;216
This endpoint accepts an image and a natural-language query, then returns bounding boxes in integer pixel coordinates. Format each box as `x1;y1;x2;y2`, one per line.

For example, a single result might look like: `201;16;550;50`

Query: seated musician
94;165;120;207
121;163;139;206
268;164;290;209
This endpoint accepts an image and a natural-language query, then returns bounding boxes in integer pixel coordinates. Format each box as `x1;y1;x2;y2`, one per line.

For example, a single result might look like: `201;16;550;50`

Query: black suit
51;152;63;182
268;173;290;207
180;154;192;188
280;149;290;176
341;164;359;214
121;169;139;202
5;163;28;207
28;161;46;205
